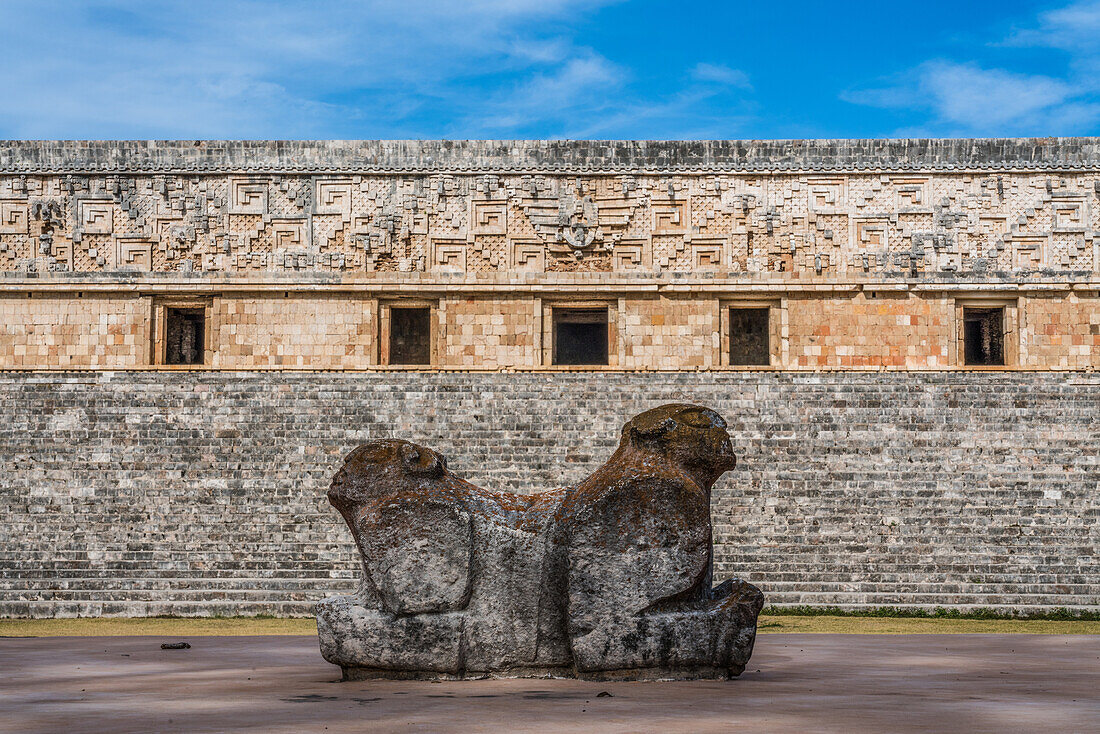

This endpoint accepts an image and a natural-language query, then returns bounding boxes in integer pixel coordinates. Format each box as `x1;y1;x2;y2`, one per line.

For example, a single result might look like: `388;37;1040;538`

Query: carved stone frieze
3;139;1100;278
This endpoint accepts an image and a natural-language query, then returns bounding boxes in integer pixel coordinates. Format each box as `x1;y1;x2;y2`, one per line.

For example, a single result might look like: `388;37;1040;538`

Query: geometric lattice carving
0;163;1099;277
1012;236;1046;269
613;240;647;271
807;179;845;214
652;199;688;234
315;180;353;219
50;240;73;269
894;178;929;210
855;219;889;249
691;239;726;270
271;219;307;249
1052;200;1086;231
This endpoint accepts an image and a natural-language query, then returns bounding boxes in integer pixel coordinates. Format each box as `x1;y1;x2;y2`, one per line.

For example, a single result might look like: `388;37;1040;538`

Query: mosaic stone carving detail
2;172;1099;276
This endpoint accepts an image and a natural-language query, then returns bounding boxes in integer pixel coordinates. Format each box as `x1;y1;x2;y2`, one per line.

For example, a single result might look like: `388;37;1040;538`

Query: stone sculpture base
337;665;745;682
318;586;761;682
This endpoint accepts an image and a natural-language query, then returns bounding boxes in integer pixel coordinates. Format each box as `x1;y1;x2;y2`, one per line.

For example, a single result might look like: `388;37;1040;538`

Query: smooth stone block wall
1;370;1097;617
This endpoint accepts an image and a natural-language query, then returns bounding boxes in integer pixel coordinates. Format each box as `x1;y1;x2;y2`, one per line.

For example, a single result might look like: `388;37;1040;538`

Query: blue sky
1;0;1099;139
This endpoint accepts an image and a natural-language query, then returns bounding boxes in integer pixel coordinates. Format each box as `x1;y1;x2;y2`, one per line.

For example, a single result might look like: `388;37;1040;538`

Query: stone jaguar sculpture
316;404;764;680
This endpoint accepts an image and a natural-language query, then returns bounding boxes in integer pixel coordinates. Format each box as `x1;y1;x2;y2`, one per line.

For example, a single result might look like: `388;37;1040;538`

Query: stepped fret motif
1;169;1097;276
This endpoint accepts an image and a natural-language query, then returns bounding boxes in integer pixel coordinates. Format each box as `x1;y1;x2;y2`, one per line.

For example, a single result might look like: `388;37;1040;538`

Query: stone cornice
1;273;1093;296
4;138;1100;174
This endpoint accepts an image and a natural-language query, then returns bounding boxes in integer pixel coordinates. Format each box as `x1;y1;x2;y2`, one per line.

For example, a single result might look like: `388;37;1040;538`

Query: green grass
0;616;317;637
764;605;1100;621
3;613;1100;637
755;615;1100;634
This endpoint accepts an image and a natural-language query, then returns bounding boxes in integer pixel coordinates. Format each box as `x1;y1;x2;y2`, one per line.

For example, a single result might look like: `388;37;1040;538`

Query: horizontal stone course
1;370;1098;617
5;138;1100;173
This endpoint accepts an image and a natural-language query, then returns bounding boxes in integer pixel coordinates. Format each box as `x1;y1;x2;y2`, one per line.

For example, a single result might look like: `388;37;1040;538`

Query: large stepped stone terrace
2;370;1097;617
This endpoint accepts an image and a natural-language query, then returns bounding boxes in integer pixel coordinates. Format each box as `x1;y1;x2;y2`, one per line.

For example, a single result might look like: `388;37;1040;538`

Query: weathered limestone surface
2;138;1100;372
1;370;1098;617
316;405;763;680
0;140;1095;622
5;139;1100;173
5;140;1100;282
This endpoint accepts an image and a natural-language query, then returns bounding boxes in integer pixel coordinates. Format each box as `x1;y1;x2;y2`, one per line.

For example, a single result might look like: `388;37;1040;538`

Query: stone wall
5;166;1100;279
208;294;376;369
0;294;149;368
2;370;1096;617
786;292;955;369
620;297;717;370
3;291;1097;370
1021;292;1100;369
3;138;1100;372
441;297;537;369
4;139;1100;174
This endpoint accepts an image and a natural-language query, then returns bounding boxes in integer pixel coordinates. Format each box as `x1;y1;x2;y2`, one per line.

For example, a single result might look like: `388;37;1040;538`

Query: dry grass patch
757;615;1100;634
0;617;317;637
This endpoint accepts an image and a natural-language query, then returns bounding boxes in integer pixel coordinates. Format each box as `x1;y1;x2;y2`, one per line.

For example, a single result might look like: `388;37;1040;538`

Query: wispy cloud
843;1;1100;136
843;61;1099;134
0;0;624;138
1006;0;1100;52
0;0;755;139
476;54;625;132
4;1;1098;140
690;63;752;90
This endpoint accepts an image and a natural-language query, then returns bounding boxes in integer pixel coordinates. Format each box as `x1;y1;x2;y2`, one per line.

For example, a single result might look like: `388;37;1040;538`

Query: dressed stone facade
0;139;1099;370
0;140;1097;616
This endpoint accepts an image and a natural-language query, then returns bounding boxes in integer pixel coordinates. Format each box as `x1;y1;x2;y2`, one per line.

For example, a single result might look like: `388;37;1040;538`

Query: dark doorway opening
963;307;1005;366
165;308;206;365
729;308;770;366
553;308;609;365
389;307;431;365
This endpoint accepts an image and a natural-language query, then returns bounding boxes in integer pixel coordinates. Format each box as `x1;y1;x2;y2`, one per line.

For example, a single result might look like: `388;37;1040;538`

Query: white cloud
0;0;757;139
843;2;1100;135
0;0;623;138
919;63;1077;128
1007;0;1100;51
690;63;751;90
515;55;624;106
844;61;1089;131
569;88;754;140
477;54;624;132
476;57;755;139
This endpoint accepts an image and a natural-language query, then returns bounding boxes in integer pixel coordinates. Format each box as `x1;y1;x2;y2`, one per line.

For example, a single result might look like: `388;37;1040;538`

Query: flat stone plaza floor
1;634;1097;733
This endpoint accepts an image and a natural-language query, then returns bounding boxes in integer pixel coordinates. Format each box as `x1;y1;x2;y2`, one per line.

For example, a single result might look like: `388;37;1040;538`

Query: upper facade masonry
6;138;1100;173
0;138;1099;293
3;139;1100;371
